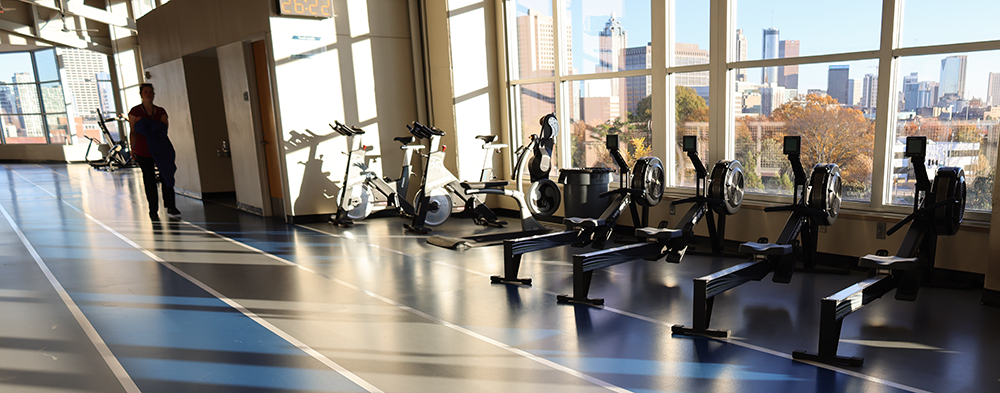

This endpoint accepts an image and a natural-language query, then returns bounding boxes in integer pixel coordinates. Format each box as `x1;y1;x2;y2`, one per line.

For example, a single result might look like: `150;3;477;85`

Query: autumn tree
770;93;875;198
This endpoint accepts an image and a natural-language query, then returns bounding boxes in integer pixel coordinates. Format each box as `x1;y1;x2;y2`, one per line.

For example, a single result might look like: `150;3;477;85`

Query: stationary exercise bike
84;108;136;171
672;135;843;337
329;121;424;226
793;136;966;367
426;114;563;248
404;122;507;233
492;133;665;286
557;136;745;306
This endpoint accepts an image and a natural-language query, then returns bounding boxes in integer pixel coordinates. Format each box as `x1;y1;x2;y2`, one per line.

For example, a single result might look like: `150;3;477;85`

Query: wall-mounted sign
277;0;333;19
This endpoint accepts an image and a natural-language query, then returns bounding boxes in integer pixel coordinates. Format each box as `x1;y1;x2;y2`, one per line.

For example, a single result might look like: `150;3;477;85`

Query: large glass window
736;0;882;62
563;1;651;76
889;51;1000;212
568;77;650;168
675;80;709;188
502;0;1000;220
511;0;556;80
734;60;878;201
900;0;1000;48
0;49;74;145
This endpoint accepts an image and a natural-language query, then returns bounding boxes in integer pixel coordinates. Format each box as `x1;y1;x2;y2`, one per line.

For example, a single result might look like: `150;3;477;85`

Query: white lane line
9;169;383;393
298;224;934;393
0;202;141;393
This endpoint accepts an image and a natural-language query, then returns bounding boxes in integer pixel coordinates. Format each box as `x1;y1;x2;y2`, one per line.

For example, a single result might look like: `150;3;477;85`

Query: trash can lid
558;167;615;184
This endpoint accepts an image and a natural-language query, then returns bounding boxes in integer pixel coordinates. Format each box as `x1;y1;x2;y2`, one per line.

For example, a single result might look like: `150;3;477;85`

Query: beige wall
136;0;271;69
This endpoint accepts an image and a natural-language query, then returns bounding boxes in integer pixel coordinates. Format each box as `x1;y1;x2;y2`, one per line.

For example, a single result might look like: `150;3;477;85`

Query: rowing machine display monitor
683;135;697;153
784;135;801;155
905;136;926;157
607;134;619;151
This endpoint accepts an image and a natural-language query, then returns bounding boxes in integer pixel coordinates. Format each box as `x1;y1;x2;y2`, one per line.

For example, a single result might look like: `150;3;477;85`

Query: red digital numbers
278;0;332;18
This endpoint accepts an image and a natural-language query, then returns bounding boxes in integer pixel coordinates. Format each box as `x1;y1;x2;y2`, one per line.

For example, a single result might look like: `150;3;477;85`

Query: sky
513;0;1000;101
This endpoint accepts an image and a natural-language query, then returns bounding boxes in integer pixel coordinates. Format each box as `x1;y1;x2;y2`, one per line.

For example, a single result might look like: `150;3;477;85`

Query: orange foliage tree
770;94;875;193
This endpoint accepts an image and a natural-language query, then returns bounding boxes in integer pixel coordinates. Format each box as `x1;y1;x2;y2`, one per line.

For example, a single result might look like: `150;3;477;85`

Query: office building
827;65;850;105
903;72;920;111
988;72;1000;106
734;29;748;81
778;40;799;89
861;73;878;113
761;28;779;84
939;55;968;101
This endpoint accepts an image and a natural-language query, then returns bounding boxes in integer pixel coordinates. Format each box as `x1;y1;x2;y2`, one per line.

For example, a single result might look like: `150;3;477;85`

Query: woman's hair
139;83;155;94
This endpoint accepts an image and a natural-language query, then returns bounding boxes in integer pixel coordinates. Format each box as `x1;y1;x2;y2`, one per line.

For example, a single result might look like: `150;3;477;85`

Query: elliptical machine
793;136;966;367
84;108;136;171
672;135;843;337
329;121;424;226
425;114;563;248
404;122;507;233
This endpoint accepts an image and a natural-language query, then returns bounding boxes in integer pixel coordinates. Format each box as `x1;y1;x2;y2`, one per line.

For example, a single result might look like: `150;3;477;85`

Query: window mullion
870;0;904;210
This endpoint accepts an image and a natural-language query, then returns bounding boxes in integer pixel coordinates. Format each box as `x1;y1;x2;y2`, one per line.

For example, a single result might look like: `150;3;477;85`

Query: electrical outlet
876;222;886;239
669;204;675;215
819;225;827;233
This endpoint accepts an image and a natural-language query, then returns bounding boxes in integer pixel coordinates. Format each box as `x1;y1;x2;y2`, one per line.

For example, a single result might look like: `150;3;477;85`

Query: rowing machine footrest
636;227;684;240
859;254;920;270
739;242;793;256
564;217;605;229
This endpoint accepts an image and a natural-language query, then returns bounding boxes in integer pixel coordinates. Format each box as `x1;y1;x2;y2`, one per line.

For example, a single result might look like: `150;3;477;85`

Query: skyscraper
778;40;799;89
515;9;573;123
674;43;710;86
0;85;14;115
13;72;44;137
827;65;850;105
624;43;652;115
917;81;939;109
902;72;920;111
597;12;628;107
57;47;111;116
598;12;627;74
847;79;862;106
939;55;967;101
987;72;1000;106
761;28;779;84
734;29;748;82
861;74;878;113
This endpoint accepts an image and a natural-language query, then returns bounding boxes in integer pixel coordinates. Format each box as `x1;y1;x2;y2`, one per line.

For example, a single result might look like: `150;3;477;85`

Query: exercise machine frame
672;135;843;337
559;135;746;305
492;134;665;286
329;121;423;226
792;136;966;367
404;122;507;233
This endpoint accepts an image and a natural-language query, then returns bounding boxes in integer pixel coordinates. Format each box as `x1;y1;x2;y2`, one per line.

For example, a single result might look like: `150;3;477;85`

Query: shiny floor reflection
0;163;997;393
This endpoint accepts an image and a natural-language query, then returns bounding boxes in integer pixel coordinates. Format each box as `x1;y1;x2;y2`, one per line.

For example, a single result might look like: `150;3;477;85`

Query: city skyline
511;0;1000;100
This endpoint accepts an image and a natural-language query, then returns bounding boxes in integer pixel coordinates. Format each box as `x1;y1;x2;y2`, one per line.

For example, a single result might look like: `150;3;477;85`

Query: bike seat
636;227;684;240
476;135;498;143
461;181;509;189
394;136;415;144
564;217;605;228
739;242;793;256
859;254;920;270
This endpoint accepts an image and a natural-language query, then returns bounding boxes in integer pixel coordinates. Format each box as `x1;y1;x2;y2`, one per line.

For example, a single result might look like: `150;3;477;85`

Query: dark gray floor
0;162;997;393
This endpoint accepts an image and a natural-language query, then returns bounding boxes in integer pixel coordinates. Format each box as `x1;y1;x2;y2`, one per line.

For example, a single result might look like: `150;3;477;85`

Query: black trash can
558;167;615;219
